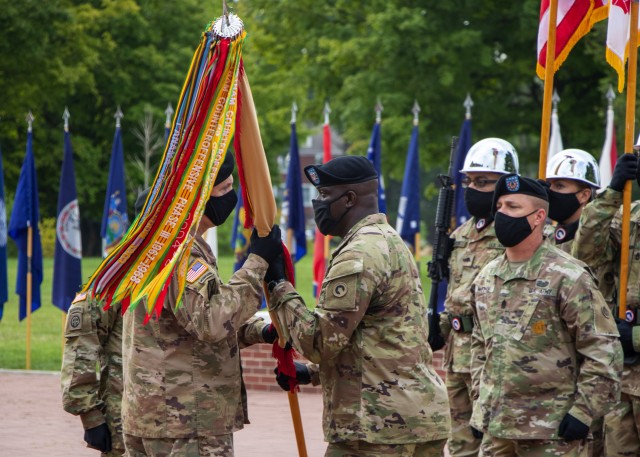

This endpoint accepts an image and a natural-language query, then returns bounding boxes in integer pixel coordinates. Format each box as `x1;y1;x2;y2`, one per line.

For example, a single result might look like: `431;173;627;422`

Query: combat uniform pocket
320;259;363;311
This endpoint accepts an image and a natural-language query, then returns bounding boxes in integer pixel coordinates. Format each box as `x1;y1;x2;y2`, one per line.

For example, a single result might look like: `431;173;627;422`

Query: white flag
607;0;640;92
599;104;617;189
548;107;564;160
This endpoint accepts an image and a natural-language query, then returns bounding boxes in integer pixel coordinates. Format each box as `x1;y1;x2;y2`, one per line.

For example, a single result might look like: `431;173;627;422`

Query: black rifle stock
427;137;458;351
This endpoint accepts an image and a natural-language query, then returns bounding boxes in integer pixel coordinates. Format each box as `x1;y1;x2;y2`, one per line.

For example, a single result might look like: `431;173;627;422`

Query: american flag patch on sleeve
186;261;208;283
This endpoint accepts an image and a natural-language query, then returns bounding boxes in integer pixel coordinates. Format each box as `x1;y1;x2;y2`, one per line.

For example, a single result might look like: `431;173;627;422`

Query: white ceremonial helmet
460;138;520;175
546;148;600;188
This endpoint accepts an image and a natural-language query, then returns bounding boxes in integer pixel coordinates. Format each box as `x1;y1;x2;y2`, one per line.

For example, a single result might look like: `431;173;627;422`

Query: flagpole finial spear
63;107;70;132
114;106;124;129
412;100;421;126
464;93;474;120
26;111;35;133
164;102;174;129
291;101;298;124
606;85;616;108
375;98;383;124
552;89;561;111
323;101;331;126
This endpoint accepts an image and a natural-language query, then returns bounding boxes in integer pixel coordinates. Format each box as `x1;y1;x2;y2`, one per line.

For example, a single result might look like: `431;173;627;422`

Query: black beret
214;153;235;185
492;173;549;214
135;187;151;216
304;155;377;188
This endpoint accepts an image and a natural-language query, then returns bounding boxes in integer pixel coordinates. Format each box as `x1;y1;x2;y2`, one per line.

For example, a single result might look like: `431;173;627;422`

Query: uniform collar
332;213;386;257
494;241;549;282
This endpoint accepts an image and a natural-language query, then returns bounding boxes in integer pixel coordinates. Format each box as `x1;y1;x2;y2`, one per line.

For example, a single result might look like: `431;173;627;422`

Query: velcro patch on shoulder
186;260;209;283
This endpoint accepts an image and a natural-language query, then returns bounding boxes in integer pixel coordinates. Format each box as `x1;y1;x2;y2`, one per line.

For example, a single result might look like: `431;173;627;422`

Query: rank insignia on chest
531;320;546;335
186;261;208;283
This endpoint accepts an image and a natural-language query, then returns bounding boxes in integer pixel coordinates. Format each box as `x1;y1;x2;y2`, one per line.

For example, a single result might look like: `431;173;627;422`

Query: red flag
537;0;608;79
312;122;332;299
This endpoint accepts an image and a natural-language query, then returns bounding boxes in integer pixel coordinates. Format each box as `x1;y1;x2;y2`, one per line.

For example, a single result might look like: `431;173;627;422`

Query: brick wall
241;344;447;393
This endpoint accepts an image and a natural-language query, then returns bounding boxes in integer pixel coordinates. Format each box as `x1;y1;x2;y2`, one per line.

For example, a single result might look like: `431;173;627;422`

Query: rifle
427;136;458;351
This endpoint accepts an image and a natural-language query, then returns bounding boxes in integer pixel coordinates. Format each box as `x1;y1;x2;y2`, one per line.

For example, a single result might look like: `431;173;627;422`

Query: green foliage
39;218;57;258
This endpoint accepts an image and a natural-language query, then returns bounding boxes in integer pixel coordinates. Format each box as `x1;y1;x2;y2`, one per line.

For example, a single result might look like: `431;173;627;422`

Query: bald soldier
268;155;451;457
121;154;281;457
470;174;622;456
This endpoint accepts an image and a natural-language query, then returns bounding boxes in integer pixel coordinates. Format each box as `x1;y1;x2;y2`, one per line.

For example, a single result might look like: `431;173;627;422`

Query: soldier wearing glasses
439;138;519;457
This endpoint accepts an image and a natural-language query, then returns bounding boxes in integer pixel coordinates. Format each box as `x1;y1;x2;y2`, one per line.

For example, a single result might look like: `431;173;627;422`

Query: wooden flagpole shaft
26;224;33;370
286;228;294;258
619;0;639;320
538;0;558;179
414;232;421;262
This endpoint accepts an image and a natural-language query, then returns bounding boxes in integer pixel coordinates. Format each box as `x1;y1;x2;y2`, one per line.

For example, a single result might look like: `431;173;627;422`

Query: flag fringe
606;47;627;93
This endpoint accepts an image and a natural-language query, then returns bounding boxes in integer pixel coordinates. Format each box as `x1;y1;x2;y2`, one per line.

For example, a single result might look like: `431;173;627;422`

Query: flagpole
538;0;558;179
619;0;639;319
322;102;332;267
25;112;35;370
286;102;297;254
412;101;421;262
62;108;71;352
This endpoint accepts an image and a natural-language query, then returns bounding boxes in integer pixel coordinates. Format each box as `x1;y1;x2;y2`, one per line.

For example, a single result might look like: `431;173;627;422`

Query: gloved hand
428;313;446;352
265;253;286;284
84;423;112;452
558;413;589;441
470;426;484;440
274;362;311;391
262;323;278;344
610;154;639;192
617;319;637;358
249;225;283;264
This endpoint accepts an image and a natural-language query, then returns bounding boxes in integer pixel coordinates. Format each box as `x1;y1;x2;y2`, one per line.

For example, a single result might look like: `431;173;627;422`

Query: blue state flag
283;122;307;262
0;146;8;320
366;121;387;214
453;118;472;227
101;124;129;255
8;129;43;320
52;130;82;313
396;125;421;248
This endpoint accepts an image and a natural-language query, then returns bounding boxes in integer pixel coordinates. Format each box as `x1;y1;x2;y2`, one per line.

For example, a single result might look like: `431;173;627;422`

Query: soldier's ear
344;190;357;207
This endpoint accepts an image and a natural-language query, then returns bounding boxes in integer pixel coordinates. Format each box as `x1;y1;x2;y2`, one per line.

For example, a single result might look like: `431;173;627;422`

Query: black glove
84;423;112;453
265;253;287;284
610;154;639;192
617;319;637;358
249;225;283;264
470;426;484;440
558;413;589;441
428;313;446;352
262;323;278;344
274;362;311;391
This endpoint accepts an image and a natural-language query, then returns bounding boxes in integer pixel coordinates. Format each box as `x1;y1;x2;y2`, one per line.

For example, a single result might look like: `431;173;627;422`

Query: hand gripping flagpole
25;111;34;370
619;0;639;319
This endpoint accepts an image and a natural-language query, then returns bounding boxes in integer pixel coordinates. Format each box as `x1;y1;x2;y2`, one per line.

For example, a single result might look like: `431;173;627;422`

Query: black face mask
494;209;537;247
204;189;238;226
312;191;351;236
547;190;581;223
464;187;494;219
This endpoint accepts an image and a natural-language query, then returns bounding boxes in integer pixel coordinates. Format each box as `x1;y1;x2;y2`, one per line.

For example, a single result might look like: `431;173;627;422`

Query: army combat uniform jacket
443;217;504;373
122;234;268;439
470;241;622;439
61;295;124;451
270;214;451;444
573;187;640;396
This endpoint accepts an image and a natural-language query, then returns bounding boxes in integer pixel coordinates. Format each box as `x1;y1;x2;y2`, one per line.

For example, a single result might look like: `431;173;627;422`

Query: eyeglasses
461;177;498;189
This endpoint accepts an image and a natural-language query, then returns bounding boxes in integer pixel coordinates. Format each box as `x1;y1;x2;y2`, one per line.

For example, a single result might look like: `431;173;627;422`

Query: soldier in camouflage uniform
572;153;640;457
439;138;519;457
269;156;451;457
121;154;283;457
470;174;622;456
61;189;152;456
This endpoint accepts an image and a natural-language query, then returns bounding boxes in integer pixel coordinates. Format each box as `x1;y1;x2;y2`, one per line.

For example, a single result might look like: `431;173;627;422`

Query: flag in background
548;98;564;159
283;120;307;262
607;0;640;92
53;124;82;313
366;117;387;214
8;123;43;321
537;0;608;79
230;185;251;272
600;87;618;188
453;116;472;227
164;102;174;142
101;109;129;256
396;125;421;249
312;106;333;299
0;146;8;320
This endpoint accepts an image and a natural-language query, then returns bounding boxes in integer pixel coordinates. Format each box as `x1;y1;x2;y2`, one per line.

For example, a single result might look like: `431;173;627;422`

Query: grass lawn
0;250;432;371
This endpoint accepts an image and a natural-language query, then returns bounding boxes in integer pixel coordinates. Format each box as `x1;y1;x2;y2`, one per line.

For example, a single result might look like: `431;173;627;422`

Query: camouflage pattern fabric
123;433;233;457
61;294;125;453
324;438;447;457
470;241;622;440
480;435;589;456
122;234;268;440
603;393;640;457
270;214;451;444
